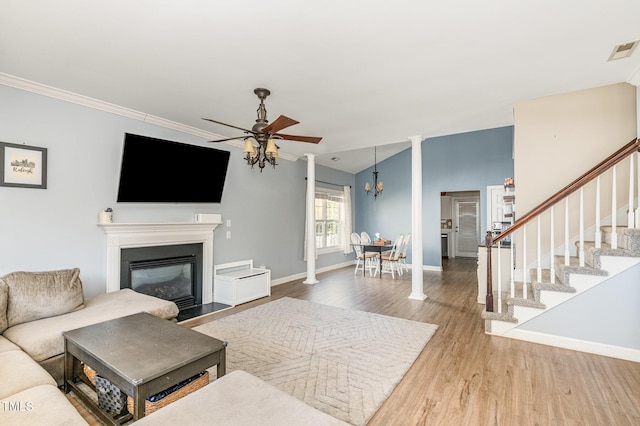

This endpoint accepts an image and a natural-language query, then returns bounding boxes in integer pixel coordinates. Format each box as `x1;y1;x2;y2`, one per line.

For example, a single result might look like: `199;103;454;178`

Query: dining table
352;243;393;278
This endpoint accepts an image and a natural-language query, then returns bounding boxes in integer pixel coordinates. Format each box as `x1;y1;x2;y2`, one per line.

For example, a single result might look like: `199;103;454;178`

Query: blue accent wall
355;126;514;267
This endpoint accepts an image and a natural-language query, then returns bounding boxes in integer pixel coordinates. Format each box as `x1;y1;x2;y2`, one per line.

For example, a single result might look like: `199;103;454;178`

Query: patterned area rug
193;297;438;425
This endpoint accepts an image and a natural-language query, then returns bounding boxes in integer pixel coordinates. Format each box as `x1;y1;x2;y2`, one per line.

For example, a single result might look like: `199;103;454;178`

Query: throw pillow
3;268;84;328
0;280;8;333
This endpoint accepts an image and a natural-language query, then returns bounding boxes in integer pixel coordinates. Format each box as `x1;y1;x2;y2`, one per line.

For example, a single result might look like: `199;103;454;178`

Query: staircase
481;138;640;361
483;226;640;333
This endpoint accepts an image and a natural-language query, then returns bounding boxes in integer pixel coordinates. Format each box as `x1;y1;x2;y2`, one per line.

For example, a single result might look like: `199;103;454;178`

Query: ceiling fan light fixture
203;88;321;173
243;138;256;154
265;138;278;155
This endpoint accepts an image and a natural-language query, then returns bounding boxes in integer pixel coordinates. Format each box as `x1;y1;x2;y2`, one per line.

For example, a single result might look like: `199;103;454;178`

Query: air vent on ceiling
608;41;638;61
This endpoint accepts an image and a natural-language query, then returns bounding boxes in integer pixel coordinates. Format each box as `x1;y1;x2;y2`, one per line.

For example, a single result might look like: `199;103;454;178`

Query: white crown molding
0;72;300;162
627;64;640;86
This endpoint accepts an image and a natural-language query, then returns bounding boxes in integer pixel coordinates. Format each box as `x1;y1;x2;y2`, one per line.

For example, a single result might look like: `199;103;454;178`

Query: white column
408;135;426;301
303;153;319;284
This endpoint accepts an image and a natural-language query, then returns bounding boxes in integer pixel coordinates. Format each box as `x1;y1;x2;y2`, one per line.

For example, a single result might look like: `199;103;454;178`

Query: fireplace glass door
130;257;195;305
121;243;203;311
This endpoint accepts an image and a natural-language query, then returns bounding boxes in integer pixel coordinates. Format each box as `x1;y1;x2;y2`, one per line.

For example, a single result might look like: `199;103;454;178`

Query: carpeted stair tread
481;309;517;323
553;255;608;285
600;226;640;252
506;297;545;309
533;281;576;294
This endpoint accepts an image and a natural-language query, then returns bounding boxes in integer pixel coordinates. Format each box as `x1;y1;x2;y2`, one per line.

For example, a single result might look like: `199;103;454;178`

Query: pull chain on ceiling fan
202;88;322;171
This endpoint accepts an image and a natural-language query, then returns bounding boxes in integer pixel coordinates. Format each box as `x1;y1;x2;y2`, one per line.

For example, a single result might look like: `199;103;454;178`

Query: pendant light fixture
365;146;383;199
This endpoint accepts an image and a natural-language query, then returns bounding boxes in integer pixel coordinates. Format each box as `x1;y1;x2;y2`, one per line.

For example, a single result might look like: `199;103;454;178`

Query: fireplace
120;243;203;310
99;221;221;305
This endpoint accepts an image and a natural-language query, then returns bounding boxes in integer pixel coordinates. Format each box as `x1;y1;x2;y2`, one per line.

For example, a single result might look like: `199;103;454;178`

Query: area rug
193;297;438;425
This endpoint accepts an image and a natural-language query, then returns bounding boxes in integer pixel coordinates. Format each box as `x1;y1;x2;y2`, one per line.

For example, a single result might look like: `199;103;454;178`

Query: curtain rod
304;178;352;188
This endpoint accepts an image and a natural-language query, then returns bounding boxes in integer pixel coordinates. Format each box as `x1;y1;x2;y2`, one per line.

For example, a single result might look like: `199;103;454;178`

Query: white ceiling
1;1;639;174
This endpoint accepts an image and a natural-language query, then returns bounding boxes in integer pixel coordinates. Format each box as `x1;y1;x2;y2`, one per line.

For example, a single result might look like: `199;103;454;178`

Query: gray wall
518;263;640;349
355;126;514;268
0;85;355;297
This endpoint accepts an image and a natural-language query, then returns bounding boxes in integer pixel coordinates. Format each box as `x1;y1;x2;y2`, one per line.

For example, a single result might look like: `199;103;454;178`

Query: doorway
453;195;480;258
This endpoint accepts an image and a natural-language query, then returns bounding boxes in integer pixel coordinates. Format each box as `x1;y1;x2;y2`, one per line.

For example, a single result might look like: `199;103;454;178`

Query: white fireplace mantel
99;222;222;304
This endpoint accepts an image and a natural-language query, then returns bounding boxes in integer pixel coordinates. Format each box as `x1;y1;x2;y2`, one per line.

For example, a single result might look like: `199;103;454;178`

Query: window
315;188;345;253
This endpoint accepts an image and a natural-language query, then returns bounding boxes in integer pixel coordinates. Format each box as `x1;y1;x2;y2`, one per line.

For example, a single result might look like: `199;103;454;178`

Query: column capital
408;135;423;144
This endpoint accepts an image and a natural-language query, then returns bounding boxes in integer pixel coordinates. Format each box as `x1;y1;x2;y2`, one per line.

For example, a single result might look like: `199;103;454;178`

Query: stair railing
485;137;639;312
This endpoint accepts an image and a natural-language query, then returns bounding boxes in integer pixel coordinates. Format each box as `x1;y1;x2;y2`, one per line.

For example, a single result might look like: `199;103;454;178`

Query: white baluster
595;176;602;249
510;238;515;298
629;153;635;228
564;197;570;266
536;215;541;282
579;187;585;267
611;165;618;249
522;223;527;300
497;240;502;314
636;150;640;227
550;205;555;284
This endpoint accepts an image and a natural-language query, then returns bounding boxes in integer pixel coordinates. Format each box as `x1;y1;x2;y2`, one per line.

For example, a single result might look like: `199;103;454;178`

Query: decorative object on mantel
0;141;47;189
364;146;383;199
98;208;113;224
202;88;322;172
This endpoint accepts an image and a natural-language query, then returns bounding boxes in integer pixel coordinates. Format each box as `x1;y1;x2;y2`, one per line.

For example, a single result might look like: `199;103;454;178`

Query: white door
454;198;479;258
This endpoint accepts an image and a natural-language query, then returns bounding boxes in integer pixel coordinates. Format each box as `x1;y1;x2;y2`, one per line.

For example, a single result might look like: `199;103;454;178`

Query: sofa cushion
3;268;84;328
0;279;7;333
0;335;20;353
0;384;88;426
134;370;349;425
0;350;57;399
3;289;179;363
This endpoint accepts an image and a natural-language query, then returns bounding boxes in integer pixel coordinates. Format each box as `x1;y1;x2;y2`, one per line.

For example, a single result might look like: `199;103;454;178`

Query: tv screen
116;133;230;203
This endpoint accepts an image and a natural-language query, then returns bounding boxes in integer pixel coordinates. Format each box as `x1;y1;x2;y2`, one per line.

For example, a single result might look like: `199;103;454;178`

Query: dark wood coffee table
63;312;226;424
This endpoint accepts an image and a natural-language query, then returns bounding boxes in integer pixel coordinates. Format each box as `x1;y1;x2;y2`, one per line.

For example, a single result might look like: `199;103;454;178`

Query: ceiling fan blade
274;133;322;144
208;136;249;143
262;115;299;134
202;117;254;134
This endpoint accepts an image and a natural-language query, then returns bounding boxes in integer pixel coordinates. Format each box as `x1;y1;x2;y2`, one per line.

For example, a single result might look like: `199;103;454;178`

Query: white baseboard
503;328;640;362
270;261;355;286
270;261;442;287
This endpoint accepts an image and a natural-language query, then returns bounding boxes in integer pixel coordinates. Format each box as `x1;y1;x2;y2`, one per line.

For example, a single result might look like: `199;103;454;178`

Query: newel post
485;231;494;312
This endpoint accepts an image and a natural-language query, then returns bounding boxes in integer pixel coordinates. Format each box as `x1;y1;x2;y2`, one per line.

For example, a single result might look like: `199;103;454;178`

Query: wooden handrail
492;137;639;245
485;137;639;312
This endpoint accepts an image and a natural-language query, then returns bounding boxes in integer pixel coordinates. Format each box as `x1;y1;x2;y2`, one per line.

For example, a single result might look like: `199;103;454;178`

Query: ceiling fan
202;88;322;171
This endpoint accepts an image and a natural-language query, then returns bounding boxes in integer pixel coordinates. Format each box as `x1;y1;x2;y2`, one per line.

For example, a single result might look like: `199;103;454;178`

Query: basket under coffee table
63;312;226;424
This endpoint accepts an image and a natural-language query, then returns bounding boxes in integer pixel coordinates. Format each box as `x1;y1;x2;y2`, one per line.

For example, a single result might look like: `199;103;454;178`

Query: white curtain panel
342;185;353;254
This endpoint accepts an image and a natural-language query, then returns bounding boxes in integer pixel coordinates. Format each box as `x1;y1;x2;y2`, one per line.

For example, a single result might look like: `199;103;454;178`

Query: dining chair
359;231;381;275
398;233;411;273
380;234;404;278
351;232;377;276
360;232;372;245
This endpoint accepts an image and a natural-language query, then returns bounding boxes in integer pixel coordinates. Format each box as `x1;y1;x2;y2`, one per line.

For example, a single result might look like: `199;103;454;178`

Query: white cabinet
214;260;271;306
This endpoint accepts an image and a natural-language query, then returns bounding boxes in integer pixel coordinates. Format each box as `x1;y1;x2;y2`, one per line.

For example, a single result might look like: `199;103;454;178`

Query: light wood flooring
70;258;640;425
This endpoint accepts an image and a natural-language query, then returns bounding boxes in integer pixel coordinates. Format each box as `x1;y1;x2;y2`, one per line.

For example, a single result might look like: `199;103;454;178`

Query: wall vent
608;41;638;61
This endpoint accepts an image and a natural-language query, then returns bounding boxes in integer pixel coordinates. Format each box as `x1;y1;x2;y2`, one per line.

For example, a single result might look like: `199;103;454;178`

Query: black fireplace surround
120;243;203;311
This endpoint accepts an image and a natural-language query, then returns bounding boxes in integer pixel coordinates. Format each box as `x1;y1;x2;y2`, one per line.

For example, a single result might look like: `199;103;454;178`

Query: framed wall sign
0;142;47;189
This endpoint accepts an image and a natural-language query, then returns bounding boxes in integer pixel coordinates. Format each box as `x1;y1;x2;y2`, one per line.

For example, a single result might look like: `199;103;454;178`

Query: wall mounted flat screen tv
116;133;230;203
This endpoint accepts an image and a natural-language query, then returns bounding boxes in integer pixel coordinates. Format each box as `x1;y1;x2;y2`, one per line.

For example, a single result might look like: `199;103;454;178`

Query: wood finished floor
70;258;640;425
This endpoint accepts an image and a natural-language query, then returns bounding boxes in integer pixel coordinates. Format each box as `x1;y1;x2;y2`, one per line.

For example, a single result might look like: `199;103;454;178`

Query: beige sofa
0;268;179;425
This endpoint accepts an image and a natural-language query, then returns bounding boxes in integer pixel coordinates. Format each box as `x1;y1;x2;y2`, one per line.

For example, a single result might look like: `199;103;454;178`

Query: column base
408;292;427;301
